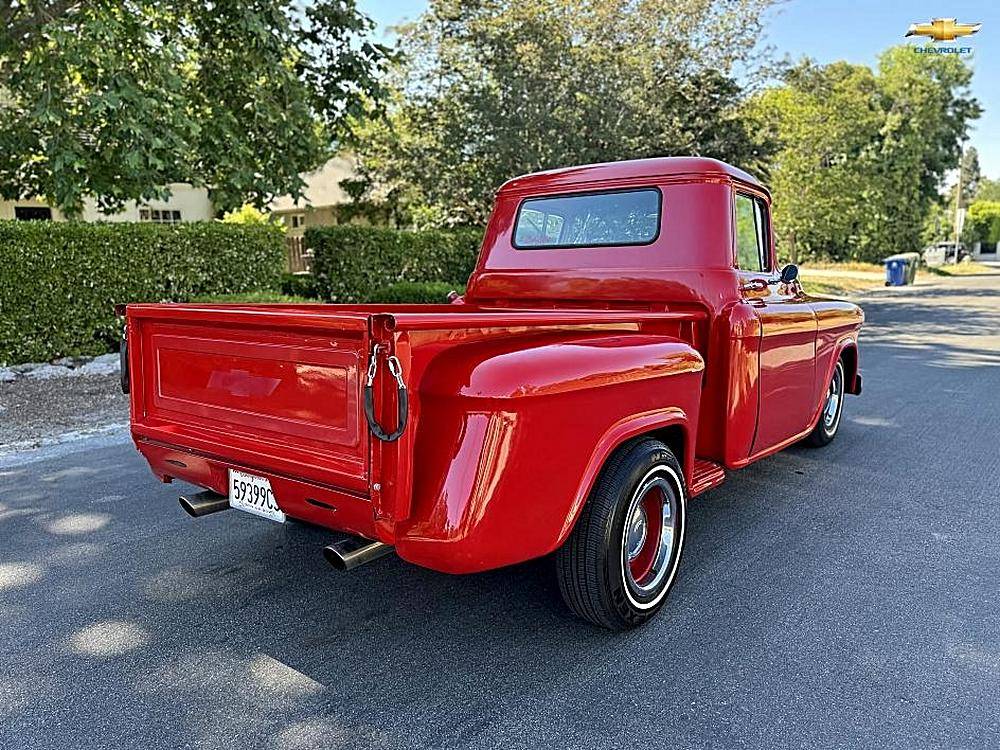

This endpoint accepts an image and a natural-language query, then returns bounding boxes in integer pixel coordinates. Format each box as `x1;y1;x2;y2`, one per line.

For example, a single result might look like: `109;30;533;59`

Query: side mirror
780;264;799;284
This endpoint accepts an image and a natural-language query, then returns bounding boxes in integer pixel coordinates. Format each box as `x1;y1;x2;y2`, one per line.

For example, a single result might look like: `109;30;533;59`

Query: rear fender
554;408;693;549
394;332;703;573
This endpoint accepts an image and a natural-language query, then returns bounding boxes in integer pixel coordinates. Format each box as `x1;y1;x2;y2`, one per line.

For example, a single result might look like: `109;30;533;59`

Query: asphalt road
1;275;999;750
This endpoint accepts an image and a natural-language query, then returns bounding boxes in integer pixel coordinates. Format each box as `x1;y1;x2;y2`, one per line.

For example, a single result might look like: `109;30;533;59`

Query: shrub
0;221;284;365
368;281;466;304
280;272;321;299
964;201;1000;245
222;204;277;226
188;291;317;304
309;225;482;302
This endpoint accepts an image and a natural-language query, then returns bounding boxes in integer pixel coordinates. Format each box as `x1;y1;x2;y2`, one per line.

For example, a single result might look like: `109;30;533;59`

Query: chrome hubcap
823;363;844;432
623;473;680;598
626;505;648;561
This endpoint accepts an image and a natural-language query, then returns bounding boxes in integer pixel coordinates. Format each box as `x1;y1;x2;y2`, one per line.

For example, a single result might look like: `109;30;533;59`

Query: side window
754;199;771;270
734;193;771;272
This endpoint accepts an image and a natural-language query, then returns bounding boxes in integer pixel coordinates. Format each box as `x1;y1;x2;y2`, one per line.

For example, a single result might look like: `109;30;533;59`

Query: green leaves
350;0;776;226
0;1;388;216
964;201;1000;245
0;221;284;364
309;225;481;302
749;47;980;262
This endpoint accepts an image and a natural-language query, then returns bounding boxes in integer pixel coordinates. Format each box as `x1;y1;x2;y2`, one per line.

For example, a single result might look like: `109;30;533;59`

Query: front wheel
806;359;846;447
556;438;686;630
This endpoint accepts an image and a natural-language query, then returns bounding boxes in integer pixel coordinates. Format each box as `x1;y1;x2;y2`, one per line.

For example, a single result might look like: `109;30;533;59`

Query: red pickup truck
122;157;863;629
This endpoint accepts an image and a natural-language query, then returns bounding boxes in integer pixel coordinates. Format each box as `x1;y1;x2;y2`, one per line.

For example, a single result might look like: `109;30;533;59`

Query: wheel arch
553;408;694;550
839;341;861;395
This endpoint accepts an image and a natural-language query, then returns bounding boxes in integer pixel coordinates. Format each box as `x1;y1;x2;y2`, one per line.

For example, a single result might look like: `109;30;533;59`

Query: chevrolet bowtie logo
906;18;982;42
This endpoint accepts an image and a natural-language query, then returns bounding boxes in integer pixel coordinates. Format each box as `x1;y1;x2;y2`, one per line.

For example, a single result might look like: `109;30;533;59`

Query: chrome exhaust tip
179;490;230;518
323;537;393;571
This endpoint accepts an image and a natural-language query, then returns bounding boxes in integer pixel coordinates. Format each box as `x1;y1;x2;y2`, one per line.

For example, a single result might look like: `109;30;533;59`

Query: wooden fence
285;235;312;274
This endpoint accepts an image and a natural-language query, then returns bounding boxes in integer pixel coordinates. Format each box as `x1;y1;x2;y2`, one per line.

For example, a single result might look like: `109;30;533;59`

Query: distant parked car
922;241;969;266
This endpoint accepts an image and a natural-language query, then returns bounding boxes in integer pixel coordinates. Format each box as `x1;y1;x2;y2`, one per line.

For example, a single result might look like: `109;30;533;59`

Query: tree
956;147;981;208
749;47;980;262
942;145;981;210
921;200;953;247
963;201;1000;246
975;177;1000;203
351;0;777;226
0;1;388;216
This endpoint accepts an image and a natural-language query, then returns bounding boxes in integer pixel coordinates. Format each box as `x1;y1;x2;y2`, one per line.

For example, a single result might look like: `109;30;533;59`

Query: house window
140;208;182;224
289;213;306;229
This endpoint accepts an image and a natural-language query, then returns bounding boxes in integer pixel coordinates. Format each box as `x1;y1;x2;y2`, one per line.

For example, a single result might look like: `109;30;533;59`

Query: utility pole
953;142;965;263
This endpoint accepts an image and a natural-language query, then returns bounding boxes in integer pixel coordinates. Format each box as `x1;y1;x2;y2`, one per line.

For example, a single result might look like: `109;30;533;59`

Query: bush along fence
0;221;284;365
308;225;482;302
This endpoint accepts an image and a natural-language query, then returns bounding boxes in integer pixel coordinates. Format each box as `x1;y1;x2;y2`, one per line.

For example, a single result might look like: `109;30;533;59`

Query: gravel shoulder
0;371;129;450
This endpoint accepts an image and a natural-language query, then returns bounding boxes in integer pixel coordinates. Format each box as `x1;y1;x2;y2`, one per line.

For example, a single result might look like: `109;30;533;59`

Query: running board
690;459;726;497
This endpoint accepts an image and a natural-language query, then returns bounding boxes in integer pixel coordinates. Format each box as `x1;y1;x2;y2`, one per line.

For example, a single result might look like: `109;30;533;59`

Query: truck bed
125;302;705;543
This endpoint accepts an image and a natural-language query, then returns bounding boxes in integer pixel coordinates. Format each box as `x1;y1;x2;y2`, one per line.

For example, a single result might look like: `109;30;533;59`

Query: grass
925;262;994;276
797;260;884;274
800;275;882;297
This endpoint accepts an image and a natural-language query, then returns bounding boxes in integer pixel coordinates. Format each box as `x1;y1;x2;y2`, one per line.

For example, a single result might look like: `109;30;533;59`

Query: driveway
1;275;998;749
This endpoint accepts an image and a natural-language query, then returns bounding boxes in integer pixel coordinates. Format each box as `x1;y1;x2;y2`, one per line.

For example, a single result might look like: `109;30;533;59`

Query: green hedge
369;281;466;304
280;271;321;299
0;221;284;365
309;225;482;302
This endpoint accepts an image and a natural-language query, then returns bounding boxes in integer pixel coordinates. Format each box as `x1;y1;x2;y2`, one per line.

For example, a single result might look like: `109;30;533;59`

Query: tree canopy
351;0;777;226
749;47;980;262
0;1;388;216
975;177;1000;203
964;201;1000;245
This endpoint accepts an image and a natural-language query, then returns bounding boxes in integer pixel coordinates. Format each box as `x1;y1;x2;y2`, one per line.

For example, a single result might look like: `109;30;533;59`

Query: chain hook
386;355;405;389
366;344;381;387
363;344;408;442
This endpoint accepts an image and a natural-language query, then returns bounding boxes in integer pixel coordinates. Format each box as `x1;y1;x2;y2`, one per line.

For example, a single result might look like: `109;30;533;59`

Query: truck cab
124;157;863;630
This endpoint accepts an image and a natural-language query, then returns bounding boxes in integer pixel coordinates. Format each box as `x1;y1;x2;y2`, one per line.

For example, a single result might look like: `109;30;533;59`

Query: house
268;155;359;234
0;183;214;223
268;155;366;273
971;241;998;260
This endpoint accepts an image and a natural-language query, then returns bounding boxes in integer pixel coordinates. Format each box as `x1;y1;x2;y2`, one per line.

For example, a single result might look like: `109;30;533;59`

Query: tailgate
127;304;376;494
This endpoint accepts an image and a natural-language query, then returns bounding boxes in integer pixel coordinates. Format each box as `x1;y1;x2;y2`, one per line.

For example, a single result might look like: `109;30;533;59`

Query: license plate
228;469;285;523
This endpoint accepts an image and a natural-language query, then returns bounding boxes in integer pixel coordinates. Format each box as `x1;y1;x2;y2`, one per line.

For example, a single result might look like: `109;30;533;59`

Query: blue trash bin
884;257;907;286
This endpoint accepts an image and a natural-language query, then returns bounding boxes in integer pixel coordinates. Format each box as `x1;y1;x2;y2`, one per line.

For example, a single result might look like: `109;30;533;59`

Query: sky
357;0;999;178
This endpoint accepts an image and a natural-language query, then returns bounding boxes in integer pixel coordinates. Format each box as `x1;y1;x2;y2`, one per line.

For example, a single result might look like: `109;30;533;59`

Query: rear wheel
556;438;686;630
806;359;845;447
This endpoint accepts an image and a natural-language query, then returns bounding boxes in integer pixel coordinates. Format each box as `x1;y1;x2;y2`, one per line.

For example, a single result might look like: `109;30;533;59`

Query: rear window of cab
513;188;662;249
